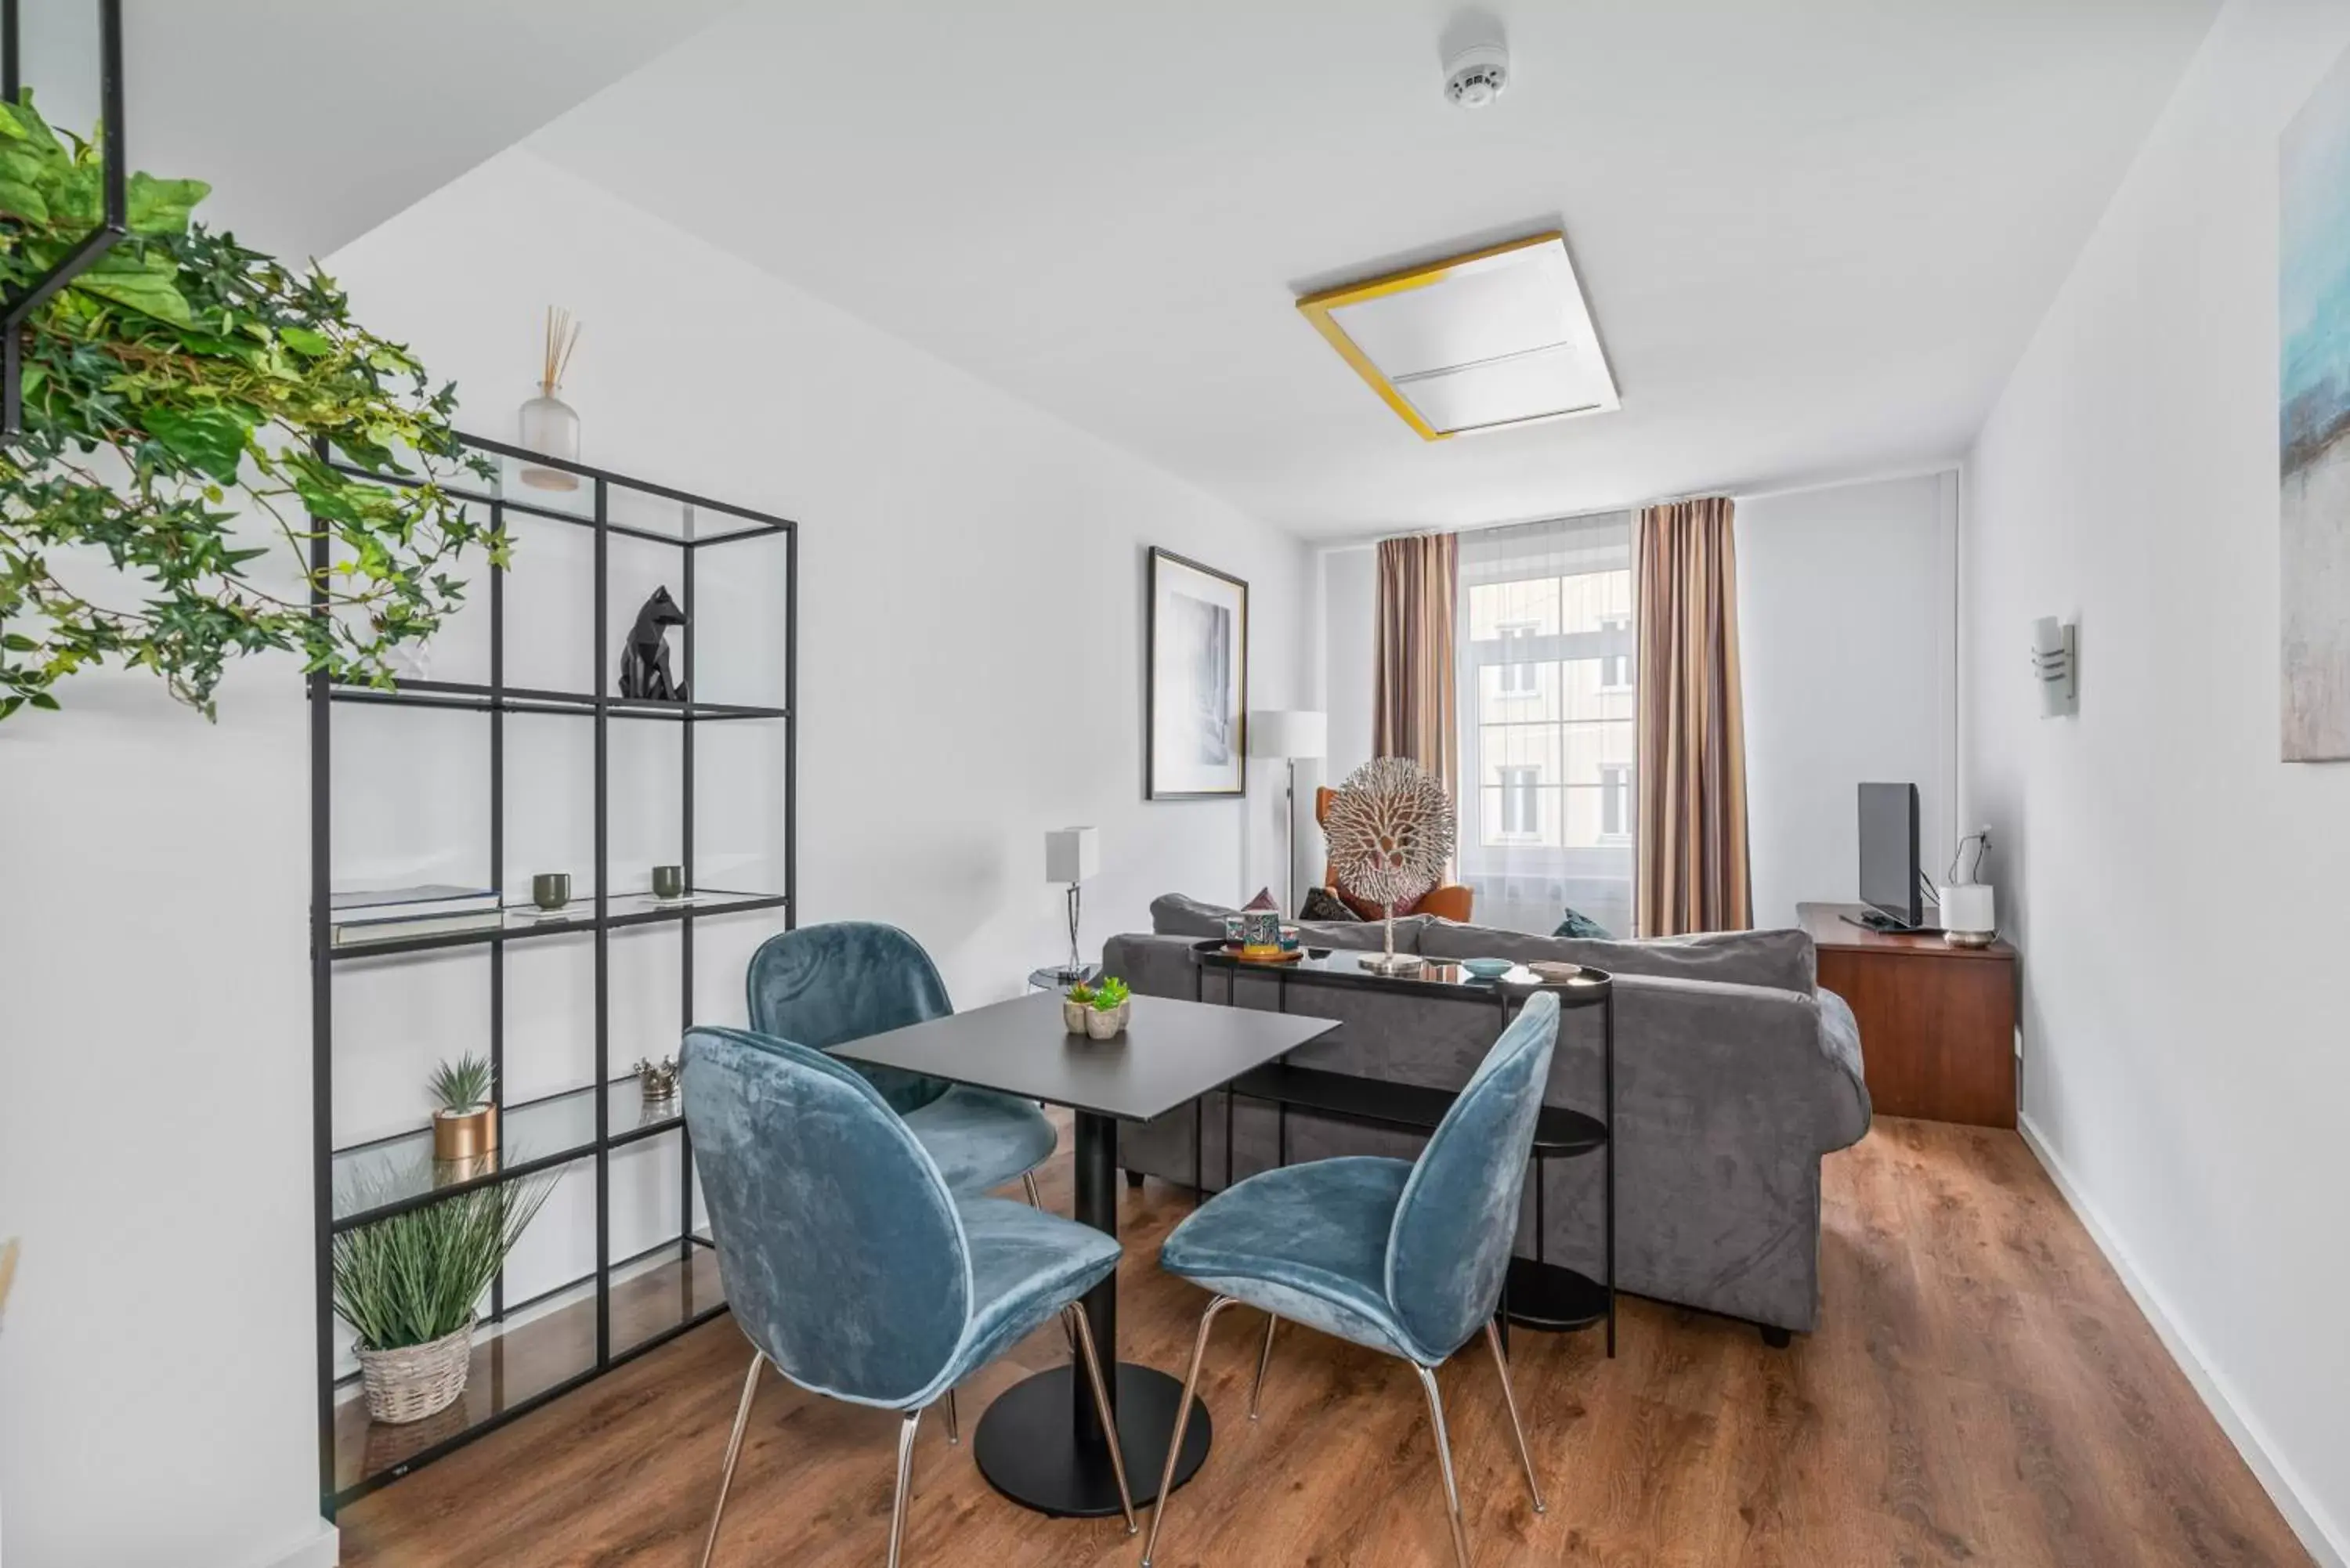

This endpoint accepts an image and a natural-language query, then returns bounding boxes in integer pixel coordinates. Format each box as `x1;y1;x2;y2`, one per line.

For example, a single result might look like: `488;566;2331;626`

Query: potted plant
1062;981;1097;1034
332;1175;555;1424
0;91;504;723
1085;976;1133;1040
428;1052;497;1164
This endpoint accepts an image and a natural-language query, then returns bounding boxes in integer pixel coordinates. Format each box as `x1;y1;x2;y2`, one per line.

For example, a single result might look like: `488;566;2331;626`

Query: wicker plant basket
356;1319;473;1424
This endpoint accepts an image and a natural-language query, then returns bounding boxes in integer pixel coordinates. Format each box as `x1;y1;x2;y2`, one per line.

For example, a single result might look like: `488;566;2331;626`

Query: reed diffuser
517;305;583;490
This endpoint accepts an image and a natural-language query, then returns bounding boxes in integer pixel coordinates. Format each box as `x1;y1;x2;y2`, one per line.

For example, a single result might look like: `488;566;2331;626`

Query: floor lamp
1248;710;1326;915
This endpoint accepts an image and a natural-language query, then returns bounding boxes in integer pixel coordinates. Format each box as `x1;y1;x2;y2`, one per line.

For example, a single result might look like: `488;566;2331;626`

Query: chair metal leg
1064;1305;1138;1534
886;1407;925;1568
1483;1320;1545;1514
1249;1313;1278;1421
1021;1169;1044;1209
699;1350;765;1568
942;1387;958;1445
1140;1294;1238;1568
1412;1364;1474;1568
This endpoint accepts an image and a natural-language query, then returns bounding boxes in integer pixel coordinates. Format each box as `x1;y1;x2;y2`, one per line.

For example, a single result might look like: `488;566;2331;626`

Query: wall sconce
2032;616;2077;717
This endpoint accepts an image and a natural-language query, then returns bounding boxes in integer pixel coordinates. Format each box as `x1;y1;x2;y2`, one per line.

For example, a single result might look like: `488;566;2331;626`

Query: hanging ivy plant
0;91;505;721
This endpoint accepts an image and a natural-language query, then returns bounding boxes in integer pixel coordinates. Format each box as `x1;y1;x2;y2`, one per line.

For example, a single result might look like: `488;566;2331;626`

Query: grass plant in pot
428;1052;497;1166
333;1173;555;1424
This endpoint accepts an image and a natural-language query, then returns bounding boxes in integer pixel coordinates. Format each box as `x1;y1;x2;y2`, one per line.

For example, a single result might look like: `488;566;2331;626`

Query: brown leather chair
1313;786;1474;923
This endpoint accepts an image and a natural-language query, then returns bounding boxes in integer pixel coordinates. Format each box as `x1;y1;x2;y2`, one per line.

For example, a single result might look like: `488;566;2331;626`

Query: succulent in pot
428;1052;497;1165
1085;976;1133;1040
1061;980;1096;1035
333;1172;555;1423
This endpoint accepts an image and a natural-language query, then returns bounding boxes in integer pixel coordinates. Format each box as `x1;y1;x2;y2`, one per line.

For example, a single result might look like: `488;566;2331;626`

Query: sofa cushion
1417;919;1816;993
1296;887;1361;923
1148;892;1422;953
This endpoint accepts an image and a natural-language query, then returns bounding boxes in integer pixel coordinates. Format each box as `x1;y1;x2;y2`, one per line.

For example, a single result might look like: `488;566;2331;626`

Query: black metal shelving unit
309;432;796;1512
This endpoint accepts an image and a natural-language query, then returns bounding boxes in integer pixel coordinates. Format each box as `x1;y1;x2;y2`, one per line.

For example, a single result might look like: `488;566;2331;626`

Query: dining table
831;988;1340;1518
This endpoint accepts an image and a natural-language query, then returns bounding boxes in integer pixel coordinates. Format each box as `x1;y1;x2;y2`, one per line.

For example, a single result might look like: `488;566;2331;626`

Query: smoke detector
1444;42;1510;109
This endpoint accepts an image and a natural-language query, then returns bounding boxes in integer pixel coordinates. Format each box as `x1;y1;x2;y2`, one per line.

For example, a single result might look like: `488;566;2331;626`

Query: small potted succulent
428;1052;498;1165
1084;976;1133;1040
1062;981;1097;1034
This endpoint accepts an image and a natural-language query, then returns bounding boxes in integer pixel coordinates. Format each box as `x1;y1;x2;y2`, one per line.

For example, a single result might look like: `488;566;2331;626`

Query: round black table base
972;1362;1212;1518
1504;1255;1610;1332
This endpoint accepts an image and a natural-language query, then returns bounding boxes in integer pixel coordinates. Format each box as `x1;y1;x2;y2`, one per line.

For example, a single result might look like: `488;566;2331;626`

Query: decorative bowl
1460;957;1514;980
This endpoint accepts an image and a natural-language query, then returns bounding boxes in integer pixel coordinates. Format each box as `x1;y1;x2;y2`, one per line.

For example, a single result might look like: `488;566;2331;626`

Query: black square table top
830;991;1340;1123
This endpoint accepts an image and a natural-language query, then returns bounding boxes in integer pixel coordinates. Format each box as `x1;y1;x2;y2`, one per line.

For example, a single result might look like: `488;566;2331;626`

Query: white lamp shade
1045;826;1100;884
1247;710;1327;761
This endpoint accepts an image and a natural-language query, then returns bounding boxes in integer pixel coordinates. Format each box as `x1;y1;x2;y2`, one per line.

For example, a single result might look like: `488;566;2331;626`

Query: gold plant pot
432;1105;498;1164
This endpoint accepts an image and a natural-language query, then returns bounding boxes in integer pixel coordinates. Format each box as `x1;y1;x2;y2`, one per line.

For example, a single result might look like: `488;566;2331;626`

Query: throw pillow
1296;887;1361;923
1553;905;1611;939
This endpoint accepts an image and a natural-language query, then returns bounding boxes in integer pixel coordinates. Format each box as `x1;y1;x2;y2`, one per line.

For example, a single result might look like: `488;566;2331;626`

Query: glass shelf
332;1244;721;1496
329;888;787;959
332;1077;686;1230
327;677;787;723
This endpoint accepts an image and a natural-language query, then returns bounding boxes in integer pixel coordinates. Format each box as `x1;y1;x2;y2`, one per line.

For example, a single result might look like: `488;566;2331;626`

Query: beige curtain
1634;498;1752;936
1373;533;1459;797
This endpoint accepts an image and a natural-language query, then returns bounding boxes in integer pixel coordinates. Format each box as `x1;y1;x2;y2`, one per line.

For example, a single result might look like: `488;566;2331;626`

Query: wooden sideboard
1797;902;2018;1129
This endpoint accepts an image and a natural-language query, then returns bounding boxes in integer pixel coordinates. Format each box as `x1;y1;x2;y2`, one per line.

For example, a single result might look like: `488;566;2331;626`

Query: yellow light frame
1294;230;1567;443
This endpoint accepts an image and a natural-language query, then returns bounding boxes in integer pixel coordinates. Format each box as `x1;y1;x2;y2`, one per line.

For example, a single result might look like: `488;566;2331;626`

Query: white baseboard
248;1518;338;1568
2019;1115;2346;1568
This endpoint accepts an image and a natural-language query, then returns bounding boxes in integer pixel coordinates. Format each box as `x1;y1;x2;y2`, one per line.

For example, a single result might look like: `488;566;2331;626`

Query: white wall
328;145;1310;990
1318;545;1376;789
1737;472;1959;929
1963;0;2350;1559
0;665;329;1568
0;143;1306;1568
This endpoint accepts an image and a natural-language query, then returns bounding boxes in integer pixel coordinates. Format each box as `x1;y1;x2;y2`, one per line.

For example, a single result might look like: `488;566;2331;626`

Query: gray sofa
1108;895;1871;1336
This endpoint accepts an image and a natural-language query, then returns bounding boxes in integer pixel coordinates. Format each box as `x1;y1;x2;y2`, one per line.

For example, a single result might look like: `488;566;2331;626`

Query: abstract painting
1147;547;1248;798
2281;42;2350;761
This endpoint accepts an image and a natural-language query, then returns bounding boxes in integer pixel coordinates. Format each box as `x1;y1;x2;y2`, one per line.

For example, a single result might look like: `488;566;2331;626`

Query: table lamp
1045;826;1101;981
1247;710;1326;914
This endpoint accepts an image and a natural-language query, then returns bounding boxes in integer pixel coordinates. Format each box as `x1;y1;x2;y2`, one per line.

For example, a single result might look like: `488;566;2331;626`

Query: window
1455;511;1638;936
1598;615;1631;689
1497;623;1540;694
1499;766;1541;836
1600;764;1632;840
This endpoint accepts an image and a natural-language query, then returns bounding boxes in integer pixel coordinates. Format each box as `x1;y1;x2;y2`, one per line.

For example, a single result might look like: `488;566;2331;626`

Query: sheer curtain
1452;512;1637;936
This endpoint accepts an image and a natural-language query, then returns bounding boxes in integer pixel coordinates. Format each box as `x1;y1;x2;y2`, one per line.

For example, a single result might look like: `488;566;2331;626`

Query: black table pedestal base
972;1363;1212;1518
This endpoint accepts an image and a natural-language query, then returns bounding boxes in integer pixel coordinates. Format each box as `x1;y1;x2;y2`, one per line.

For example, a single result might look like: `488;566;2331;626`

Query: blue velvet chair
682;1026;1135;1568
1140;990;1562;1568
747;923;1057;1202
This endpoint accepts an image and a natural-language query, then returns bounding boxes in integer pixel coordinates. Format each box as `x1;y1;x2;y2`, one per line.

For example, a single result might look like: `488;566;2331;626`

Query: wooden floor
339;1118;2309;1566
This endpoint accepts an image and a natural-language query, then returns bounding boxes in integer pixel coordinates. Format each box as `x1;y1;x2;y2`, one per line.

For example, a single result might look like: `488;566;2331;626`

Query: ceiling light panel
1297;232;1618;439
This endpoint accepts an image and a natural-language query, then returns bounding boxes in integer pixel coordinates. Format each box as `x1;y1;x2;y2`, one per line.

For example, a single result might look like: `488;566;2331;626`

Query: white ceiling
515;0;2222;538
20;1;743;262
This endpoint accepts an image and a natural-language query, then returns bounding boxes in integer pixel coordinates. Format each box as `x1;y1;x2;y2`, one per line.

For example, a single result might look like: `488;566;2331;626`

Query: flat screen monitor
1858;782;1922;928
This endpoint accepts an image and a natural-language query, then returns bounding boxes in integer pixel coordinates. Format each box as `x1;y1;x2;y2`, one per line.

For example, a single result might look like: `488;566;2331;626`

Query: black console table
1186;941;1616;1355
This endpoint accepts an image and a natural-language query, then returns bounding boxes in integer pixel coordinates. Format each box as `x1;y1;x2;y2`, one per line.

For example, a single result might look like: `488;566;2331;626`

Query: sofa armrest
1603;974;1872;1154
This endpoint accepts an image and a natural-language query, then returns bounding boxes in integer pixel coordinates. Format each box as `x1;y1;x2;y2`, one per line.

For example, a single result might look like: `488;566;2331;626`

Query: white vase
516;392;580;491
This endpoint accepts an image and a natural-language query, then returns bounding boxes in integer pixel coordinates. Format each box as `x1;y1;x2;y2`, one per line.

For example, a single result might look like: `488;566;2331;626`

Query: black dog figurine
619;585;688;702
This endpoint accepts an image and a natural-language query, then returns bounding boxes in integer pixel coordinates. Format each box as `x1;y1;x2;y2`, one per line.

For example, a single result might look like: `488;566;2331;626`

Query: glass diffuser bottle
518;305;581;491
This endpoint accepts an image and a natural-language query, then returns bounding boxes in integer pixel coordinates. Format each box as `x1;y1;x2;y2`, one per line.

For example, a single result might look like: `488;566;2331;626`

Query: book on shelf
330;884;503;947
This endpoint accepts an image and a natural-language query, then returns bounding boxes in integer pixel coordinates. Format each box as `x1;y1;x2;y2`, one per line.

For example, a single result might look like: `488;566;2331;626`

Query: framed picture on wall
1147;547;1249;799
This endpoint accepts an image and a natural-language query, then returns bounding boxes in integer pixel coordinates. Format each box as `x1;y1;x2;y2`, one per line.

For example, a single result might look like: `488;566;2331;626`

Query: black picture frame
1146;547;1249;800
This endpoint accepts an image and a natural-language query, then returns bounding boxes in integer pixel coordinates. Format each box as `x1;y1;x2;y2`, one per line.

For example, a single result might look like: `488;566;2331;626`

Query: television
1856;782;1927;930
